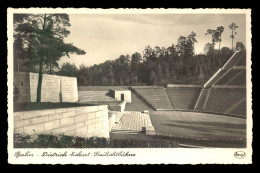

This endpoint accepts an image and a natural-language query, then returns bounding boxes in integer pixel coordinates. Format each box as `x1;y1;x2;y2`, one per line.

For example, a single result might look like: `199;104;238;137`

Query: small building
109;89;131;103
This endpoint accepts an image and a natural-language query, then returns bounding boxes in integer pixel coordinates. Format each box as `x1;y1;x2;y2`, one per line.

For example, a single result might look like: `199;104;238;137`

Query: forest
13;14;245;87
55;39;245;86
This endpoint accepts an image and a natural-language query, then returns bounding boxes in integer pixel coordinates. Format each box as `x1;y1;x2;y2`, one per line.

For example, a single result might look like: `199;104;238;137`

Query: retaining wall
108;101;126;112
14;105;110;138
108;112;116;132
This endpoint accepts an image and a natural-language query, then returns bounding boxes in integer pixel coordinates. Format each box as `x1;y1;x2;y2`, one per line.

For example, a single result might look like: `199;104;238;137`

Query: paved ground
149;111;246;140
111;111;152;134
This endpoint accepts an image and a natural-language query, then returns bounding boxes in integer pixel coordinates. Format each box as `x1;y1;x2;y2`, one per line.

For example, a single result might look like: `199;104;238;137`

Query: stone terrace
111;111;153;134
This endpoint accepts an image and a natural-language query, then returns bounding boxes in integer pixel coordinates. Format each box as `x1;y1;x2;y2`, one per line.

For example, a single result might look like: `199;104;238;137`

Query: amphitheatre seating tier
215;69;244;85
222;51;245;70
205;88;246;115
226;99;246;116
203;69;227;88
132;88;173;110
194;88;210;111
166;86;201;110
234;52;246;66
228;70;246;86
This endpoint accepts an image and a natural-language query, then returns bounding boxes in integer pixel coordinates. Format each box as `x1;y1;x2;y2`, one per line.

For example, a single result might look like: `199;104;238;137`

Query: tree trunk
17;58;19;72
50;59;52;74
219;36;221;51
36;57;43;103
36;14;47;103
231;30;234;52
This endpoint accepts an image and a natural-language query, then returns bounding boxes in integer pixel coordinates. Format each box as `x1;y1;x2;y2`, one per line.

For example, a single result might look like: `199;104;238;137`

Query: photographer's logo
234;151;246;159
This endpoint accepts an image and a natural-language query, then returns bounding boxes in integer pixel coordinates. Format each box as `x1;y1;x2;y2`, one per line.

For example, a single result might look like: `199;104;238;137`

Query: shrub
13;86;20;103
14;133;179;148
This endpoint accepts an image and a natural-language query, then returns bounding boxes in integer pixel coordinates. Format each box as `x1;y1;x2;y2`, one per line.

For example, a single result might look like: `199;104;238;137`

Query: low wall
108;101;126;112
167;84;202;88
130;86;163;89
14;105;110;138
108;112;116;132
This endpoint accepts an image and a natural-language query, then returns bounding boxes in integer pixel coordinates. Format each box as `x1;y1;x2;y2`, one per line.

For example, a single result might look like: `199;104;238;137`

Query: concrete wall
59;76;78;102
29;73;61;102
108;101;126;112
13;72;78;103
108;112;116;132
14;105;110;138
13;72;30;102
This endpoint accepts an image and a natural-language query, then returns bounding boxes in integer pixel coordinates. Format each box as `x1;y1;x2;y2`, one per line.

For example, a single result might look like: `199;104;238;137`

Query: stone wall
29;73;61;102
108;112;116;132
13;72;78;102
13;72;30;102
108;101;126;112
59;76;78;102
14;105;110;138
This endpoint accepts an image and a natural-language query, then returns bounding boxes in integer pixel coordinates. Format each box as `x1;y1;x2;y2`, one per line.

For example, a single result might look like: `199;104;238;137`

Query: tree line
13;13;245;103
56;28;245;86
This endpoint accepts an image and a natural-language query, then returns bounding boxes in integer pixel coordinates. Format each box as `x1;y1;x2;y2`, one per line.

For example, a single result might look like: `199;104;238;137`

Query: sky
59;13;246;68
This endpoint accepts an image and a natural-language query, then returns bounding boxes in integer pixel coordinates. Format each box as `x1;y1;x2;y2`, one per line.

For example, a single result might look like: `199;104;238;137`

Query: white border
7;8;252;164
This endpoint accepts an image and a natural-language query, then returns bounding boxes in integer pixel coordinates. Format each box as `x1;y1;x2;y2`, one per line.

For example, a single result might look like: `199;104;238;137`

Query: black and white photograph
7;8;252;164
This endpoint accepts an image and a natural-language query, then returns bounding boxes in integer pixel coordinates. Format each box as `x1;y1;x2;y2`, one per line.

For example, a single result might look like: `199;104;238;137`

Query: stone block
88;124;95;133
43;120;60;131
30;116;49;125
75;114;88;123
90;106;99;112
62;111;75;118
102;120;109;129
51;127;67;135
90;118;98;124
65;129;75;136
98;116;107;122
66;122;84;131
75;107;84;115
98;105;105;110
41;109;56;116
66;107;76;113
23;111;39;119
24;123;44;135
95;111;103;118
103;109;108;116
14;119;31;128
60;117;75;127
83;107;92;113
55;108;67;113
84;120;92;126
95;121;103;131
75;126;88;137
87;112;96;120
48;113;62;121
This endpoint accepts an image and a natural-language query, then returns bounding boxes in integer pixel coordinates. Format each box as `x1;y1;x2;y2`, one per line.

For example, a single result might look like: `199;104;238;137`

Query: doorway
121;94;124;101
